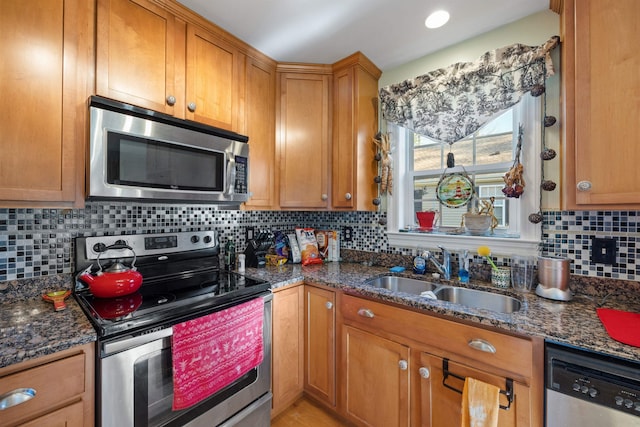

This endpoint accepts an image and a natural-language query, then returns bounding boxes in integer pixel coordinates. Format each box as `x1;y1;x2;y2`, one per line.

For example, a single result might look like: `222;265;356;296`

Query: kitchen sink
434;286;522;314
364;276;438;295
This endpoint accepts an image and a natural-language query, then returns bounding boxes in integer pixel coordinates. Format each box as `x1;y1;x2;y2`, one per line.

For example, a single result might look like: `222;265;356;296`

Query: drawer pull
468;338;496;354
0;388;36;410
325;301;333;310
357;308;375;318
419;367;430;379
398;360;408;370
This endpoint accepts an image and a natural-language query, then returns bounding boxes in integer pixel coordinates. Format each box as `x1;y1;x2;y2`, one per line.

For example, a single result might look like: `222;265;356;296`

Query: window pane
413;172;508;230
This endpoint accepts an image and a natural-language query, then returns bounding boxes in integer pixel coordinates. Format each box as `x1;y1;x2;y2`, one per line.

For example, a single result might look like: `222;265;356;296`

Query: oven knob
625;398;634;409
191;235;200;244
203;235;212;244
615;396;624;406
580;385;589;394
588;388;598;398
634;402;640;411
572;383;581;392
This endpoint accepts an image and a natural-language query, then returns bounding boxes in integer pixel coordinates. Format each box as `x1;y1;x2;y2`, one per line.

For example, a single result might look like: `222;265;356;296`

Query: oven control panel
83;231;218;260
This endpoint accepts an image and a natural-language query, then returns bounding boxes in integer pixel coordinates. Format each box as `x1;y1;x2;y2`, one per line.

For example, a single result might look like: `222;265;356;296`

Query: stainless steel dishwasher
546;342;640;426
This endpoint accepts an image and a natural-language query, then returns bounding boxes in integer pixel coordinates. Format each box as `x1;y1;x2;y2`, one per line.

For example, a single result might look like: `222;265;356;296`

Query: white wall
379;10;561;209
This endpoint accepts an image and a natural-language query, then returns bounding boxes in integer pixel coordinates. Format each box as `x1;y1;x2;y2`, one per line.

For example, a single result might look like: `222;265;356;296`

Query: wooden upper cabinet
0;0;92;207
332;53;381;211
185;25;242;130
244;57;277;209
96;0;181;116
277;68;331;209
562;0;640;209
96;0;243;131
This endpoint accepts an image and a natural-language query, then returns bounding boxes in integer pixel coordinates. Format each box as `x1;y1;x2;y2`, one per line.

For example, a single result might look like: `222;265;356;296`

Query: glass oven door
99;295;271;427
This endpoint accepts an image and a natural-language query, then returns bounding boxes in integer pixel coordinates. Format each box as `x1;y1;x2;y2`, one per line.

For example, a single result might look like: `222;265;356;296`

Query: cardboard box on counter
315;230;340;262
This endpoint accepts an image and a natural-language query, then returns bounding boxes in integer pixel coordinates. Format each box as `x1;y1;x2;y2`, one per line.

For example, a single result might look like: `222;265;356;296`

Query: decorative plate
436;173;474;208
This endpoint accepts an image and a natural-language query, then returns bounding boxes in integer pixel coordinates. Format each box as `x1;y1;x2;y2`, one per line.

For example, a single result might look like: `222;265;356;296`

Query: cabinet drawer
341;294;532;378
0;353;85;425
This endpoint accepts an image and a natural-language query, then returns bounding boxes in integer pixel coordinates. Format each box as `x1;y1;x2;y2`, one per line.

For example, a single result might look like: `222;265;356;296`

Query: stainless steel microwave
87;96;250;205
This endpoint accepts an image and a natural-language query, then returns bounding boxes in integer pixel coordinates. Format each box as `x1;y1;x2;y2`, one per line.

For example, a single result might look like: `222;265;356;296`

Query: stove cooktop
75;268;270;338
73;231;270;338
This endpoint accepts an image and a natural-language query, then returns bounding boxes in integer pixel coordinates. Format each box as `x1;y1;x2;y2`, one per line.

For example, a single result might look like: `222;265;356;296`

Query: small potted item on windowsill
461;197;499;235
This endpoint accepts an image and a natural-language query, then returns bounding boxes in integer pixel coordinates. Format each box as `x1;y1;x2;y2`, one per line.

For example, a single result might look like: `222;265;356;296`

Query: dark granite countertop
241;262;640;364
0;274;97;369
2;262;639;370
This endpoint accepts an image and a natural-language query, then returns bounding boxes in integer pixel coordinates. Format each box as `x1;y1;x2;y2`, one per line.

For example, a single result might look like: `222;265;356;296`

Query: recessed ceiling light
425;10;450;29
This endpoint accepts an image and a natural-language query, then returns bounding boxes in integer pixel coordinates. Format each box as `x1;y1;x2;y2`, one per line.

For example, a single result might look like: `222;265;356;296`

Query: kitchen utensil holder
442;359;513;410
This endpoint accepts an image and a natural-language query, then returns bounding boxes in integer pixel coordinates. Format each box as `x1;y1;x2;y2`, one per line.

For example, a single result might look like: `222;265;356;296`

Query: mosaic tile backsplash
0;203;638;282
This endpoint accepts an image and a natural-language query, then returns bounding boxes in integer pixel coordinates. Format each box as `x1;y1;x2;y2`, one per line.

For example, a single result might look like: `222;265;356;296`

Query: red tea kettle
80;244;143;298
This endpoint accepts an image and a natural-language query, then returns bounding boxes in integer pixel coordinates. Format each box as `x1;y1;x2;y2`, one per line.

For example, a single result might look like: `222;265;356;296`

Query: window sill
387;230;540;256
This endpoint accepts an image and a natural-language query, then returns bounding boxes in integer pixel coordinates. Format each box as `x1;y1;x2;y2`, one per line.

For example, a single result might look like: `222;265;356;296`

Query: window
386;94;542;256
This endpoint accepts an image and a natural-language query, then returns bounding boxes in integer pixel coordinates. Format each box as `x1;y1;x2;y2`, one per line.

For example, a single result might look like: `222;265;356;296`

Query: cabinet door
0;0;90;206
272;285;304;417
244;57;277;209
304;285;336;406
342;325;410;427
419;352;531;427
332;63;379;211
277;72;330;209
564;0;640;208
18;400;83;427
96;0;181;115
185;25;241;130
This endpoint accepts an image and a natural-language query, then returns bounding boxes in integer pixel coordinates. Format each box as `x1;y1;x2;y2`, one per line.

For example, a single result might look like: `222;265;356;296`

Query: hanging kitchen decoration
502;124;526;198
373;131;393;196
436;149;475;208
528;57;560;225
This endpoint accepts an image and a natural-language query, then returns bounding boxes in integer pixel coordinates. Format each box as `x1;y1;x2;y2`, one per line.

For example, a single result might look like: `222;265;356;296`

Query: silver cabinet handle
577;181;592;191
357;308;374;318
321;194;328;201
187;102;197;112
468;338;496;354
325;301;333;310
166;95;176;106
345;192;352;200
419;367;430;379
0;388;36;410
398;360;408;370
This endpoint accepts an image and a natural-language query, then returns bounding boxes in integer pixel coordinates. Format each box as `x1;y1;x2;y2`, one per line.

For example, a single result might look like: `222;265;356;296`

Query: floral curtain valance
379;36;560;144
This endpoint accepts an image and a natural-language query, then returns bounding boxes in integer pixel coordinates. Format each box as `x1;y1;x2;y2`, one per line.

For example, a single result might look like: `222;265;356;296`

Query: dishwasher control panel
547;342;640;418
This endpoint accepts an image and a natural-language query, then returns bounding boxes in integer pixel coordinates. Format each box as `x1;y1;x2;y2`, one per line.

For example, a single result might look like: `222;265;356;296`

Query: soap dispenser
457;250;470;283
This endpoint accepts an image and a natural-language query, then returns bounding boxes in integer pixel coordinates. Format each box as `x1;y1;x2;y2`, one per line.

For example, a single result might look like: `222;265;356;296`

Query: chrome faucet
423;246;452;280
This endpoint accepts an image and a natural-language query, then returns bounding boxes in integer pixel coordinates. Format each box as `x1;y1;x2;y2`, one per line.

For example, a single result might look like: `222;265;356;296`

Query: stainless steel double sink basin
363;275;521;314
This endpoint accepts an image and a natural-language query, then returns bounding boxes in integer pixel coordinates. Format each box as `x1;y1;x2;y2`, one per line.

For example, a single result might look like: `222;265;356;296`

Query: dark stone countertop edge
3;262;640;369
243;262;640;364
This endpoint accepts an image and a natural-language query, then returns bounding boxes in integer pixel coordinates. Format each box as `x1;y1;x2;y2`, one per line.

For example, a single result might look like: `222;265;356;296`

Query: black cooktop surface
74;266;270;338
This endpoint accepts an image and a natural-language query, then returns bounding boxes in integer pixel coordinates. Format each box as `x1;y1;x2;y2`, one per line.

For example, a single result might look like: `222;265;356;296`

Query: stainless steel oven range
73;231;272;427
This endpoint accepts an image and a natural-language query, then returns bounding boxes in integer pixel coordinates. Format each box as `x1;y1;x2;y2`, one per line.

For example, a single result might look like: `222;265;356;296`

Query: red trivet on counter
596;308;640;347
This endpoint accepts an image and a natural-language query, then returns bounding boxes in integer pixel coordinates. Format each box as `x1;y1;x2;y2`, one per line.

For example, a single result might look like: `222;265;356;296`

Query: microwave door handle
226;153;236;196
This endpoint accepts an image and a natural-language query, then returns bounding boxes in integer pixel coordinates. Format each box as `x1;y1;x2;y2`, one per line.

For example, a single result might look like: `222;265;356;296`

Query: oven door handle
102;327;173;356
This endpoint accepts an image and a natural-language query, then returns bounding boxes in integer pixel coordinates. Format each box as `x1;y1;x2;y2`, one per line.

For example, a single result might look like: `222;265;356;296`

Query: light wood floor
271;398;350;427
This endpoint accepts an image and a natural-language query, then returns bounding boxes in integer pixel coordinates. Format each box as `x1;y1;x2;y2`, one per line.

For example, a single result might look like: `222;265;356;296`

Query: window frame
386;94;542;256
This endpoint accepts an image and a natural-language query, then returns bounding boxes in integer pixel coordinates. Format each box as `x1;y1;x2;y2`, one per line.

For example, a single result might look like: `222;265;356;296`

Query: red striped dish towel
172;298;264;410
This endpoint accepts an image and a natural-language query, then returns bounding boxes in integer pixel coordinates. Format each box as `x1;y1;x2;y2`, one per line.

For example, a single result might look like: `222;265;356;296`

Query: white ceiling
176;0;549;71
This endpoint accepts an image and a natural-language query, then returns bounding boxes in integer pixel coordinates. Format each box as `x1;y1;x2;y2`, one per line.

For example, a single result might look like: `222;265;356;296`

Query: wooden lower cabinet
0;343;94;427
419;352;532;427
338;294;543;427
271;284;305;417
342;325;410;427
304;285;336;407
